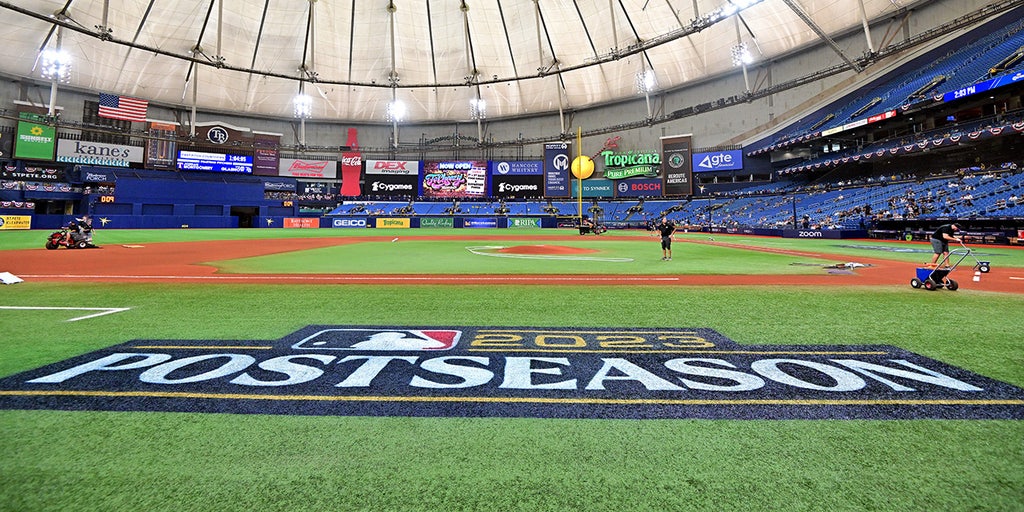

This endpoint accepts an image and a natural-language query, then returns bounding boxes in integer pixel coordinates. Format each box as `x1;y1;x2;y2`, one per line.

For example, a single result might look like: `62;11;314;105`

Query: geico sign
332;218;367;228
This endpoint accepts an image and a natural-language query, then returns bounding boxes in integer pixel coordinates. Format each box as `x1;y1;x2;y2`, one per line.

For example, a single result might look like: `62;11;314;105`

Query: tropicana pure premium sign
601;150;661;180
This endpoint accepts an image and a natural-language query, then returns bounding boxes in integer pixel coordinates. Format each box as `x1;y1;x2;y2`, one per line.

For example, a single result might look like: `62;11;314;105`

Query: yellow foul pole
577;127;583;225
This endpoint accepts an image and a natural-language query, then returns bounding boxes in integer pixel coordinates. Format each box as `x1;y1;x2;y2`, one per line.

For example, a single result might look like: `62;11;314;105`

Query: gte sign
2;326;1020;420
692;150;743;171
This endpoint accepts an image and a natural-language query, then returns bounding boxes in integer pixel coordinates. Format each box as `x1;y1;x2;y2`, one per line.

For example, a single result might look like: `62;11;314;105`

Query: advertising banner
420;217;455;228
279;158;337;179
365;160;420;176
600;150;661;180
363;161;420;196
1;165;64;182
508;218;541;228
570;179;615;198
331;217;369;228
421;161;487;198
283;218;318;228
0;215;32;230
543;142;571;197
661;134;692;196
340;152;362;196
177;150;253;174
490;174;543;198
614;178;663;197
263;179;294;191
253;133;281;177
145;122;178;171
692;149;743;172
464;218;497;228
57;139;142;167
488;160;544;176
375;218;411;229
14;113;56;161
79;168;117;183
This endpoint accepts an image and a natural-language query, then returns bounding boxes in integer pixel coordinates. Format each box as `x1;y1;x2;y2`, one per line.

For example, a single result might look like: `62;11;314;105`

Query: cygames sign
0;326;1020;420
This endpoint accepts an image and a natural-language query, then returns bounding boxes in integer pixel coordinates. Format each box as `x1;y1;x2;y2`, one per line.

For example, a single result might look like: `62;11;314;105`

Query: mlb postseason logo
0;326;1021;420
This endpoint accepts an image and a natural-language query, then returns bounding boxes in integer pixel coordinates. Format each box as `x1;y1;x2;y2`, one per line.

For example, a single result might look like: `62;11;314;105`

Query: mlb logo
292;328;462;351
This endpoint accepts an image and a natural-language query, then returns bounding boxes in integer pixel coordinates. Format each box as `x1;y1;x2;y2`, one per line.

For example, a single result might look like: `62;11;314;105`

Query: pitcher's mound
496;245;599;255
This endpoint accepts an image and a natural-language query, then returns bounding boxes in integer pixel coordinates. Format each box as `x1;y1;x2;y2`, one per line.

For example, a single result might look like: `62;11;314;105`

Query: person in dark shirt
657;216;676;261
929;223;962;265
579;215;594;235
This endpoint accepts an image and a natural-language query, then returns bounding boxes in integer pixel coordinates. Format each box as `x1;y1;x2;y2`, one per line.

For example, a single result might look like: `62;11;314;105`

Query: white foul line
0;306;131;322
18;274;678;283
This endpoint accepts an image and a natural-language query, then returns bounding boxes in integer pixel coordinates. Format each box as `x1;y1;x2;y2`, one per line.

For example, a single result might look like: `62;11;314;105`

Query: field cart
960;241;991;273
911;245;973;291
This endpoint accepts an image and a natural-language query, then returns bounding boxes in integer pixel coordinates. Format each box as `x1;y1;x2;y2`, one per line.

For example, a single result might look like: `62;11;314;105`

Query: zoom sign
1;326;1020;420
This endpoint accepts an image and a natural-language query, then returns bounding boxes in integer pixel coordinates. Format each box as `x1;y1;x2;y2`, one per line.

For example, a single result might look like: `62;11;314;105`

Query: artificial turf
0;230;1022;511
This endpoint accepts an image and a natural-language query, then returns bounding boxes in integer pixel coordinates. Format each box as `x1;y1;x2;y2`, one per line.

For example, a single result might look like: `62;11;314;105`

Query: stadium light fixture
635;70;658;94
386;99;406;122
470;97;487;120
293;92;313;118
40;26;72;83
731;42;754;66
40;48;72;82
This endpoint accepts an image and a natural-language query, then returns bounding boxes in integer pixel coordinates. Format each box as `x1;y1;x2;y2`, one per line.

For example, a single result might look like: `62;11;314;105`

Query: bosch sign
615;179;662;197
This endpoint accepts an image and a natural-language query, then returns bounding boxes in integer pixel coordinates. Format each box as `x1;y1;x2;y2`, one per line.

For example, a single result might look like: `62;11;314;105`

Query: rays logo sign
1;326;1022;420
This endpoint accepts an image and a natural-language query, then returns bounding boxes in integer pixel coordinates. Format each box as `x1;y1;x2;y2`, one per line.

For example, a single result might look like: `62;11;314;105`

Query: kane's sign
0;326;1020;420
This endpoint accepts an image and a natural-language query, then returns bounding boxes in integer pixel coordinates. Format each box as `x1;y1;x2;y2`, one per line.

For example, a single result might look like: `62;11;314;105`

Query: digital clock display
176;150;253;174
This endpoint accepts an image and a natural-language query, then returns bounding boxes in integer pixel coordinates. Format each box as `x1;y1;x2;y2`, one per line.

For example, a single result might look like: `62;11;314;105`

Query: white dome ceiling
3;0;935;123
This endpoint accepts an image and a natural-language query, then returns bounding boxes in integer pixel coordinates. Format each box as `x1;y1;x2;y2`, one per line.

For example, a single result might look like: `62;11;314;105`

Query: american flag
98;93;148;122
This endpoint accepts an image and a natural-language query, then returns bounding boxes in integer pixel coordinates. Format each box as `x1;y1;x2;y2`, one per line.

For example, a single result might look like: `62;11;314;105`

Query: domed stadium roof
0;0;963;123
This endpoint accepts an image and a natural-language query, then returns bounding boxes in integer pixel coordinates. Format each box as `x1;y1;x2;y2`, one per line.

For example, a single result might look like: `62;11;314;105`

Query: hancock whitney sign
0;326;1021;420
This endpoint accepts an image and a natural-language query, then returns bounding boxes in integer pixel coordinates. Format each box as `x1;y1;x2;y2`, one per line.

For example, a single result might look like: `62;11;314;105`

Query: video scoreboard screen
176;150;253;174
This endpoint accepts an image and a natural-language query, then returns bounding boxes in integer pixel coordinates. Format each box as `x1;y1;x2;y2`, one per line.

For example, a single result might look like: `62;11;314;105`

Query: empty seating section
750;18;1024;153
320;168;1021;229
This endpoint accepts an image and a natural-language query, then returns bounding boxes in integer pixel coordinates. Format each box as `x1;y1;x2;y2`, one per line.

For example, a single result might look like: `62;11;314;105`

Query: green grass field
1;228;1022;511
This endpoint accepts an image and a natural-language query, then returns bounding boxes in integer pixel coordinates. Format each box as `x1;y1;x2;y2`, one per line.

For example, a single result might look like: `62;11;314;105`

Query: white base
0;272;24;285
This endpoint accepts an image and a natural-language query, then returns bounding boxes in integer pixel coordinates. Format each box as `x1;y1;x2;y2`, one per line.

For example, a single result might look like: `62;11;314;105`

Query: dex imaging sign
693;150;743;172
